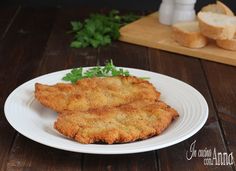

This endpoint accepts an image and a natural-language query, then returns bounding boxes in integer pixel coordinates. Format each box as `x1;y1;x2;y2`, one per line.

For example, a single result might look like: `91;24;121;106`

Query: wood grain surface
0;7;235;171
119;12;236;67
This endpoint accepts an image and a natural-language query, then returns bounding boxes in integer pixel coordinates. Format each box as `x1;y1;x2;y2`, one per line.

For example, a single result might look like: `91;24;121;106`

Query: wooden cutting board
119;12;236;66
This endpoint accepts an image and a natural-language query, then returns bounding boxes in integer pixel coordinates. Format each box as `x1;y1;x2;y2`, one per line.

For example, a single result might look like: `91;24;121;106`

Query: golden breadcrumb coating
54;100;179;144
35;76;160;112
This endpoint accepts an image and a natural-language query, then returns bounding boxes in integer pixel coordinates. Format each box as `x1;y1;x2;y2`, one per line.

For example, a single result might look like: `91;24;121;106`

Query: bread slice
216;34;236;51
201;1;234;16
172;21;208;48
198;12;236;40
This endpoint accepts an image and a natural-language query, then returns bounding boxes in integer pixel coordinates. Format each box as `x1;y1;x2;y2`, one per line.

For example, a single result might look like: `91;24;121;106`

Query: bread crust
216;36;236;51
172;23;208;48
201;1;234;16
197;12;236;40
216;1;234;16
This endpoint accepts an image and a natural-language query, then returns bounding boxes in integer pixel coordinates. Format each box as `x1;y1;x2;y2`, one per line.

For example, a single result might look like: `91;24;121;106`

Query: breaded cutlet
54;100;179;144
35;76;160;113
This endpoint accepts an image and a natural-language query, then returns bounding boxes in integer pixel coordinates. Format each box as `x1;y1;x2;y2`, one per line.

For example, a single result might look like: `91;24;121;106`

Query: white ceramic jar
159;0;174;25
172;0;197;24
159;0;197;25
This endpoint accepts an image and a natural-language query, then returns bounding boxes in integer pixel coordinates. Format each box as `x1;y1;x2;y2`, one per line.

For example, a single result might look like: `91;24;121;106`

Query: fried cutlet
35;76;160;112
54;100;179;144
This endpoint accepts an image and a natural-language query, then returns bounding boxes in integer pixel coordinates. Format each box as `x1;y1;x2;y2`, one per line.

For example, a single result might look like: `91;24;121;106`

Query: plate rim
4;67;209;154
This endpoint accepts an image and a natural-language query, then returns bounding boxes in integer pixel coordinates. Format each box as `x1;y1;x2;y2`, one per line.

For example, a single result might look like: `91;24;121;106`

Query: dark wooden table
0;7;235;171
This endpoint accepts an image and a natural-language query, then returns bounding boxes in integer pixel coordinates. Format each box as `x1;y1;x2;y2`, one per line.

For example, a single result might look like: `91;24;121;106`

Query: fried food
54;100;179;144
35;75;179;144
35;76;160;112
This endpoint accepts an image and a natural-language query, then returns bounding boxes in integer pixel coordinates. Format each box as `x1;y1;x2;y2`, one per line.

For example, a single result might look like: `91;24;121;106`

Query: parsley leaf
69;10;140;48
62;60;130;83
63;68;83;83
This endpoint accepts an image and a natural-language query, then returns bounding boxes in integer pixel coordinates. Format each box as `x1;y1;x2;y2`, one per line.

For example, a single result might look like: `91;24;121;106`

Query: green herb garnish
62;60;130;83
69;10;140;48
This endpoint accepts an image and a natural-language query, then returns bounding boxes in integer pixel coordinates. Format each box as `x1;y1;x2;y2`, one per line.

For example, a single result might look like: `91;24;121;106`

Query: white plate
4;67;208;154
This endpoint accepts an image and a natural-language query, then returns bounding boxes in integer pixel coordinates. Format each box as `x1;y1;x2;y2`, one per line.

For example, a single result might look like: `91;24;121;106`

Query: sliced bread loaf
216;34;236;51
201;1;234;16
198;12;236;40
172;21;208;48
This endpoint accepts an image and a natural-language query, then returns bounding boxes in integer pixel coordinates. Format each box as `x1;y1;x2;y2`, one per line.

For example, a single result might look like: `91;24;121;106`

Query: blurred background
1;0;236;12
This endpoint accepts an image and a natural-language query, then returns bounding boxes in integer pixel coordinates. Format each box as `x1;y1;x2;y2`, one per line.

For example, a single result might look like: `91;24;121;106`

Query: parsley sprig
69;10;140;48
62;60;130;83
